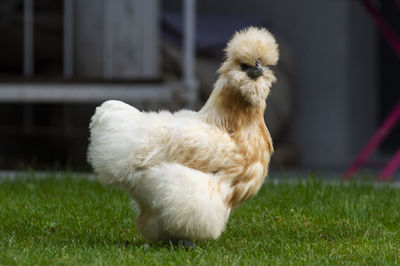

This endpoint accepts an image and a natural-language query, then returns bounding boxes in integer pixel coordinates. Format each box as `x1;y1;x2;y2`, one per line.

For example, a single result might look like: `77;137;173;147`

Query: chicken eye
240;63;250;71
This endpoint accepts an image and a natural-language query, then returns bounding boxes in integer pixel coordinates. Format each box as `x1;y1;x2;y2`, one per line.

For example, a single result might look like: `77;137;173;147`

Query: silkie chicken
88;27;279;245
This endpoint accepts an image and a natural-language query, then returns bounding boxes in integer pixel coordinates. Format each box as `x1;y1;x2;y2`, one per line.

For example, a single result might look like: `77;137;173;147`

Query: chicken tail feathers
87;100;141;185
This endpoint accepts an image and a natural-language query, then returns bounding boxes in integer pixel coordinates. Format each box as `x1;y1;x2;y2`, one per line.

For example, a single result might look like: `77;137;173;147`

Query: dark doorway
380;0;400;153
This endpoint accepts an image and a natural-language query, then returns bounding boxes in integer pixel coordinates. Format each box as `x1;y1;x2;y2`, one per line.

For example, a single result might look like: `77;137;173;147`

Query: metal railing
2;0;198;105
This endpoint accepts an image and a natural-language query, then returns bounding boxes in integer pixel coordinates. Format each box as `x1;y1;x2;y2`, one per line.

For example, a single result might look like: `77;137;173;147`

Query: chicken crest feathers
225;27;279;66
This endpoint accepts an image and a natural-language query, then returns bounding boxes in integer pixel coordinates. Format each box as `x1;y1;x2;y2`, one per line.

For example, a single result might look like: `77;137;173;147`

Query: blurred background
0;0;399;176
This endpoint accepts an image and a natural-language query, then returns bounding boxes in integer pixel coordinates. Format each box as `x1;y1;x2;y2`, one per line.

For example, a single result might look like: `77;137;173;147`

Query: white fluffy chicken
88;27;279;244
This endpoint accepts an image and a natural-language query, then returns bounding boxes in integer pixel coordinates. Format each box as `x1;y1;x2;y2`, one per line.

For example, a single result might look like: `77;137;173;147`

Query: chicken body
88;27;279;242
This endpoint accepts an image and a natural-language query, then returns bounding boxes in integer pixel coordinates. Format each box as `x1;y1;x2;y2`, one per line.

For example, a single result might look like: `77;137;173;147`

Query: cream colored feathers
88;27;279;243
225;27;279;67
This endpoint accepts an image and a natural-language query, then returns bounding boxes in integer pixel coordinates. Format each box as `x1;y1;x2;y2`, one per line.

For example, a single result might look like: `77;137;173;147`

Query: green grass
1;173;399;265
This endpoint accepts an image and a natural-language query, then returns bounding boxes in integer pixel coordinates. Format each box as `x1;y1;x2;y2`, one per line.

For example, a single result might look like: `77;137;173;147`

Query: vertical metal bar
63;0;73;78
103;0;113;79
24;0;34;77
183;0;197;104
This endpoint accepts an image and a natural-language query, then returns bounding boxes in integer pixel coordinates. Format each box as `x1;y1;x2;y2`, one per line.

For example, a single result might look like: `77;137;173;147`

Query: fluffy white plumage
88;27;279;242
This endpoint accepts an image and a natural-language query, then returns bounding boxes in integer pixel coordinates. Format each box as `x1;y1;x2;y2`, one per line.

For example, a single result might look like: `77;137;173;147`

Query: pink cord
344;0;400;180
344;101;400;180
379;147;400;180
360;0;400;58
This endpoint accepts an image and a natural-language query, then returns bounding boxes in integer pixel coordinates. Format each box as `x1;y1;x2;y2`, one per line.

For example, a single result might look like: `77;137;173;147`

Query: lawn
0;173;399;265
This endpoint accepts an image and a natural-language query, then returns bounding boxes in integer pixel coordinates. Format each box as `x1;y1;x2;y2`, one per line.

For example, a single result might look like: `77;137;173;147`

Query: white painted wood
0;83;182;103
74;0;160;79
183;0;198;105
141;0;160;78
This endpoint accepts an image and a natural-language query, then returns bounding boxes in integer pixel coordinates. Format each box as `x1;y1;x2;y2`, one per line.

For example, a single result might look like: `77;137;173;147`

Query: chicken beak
247;58;264;80
255;58;263;71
